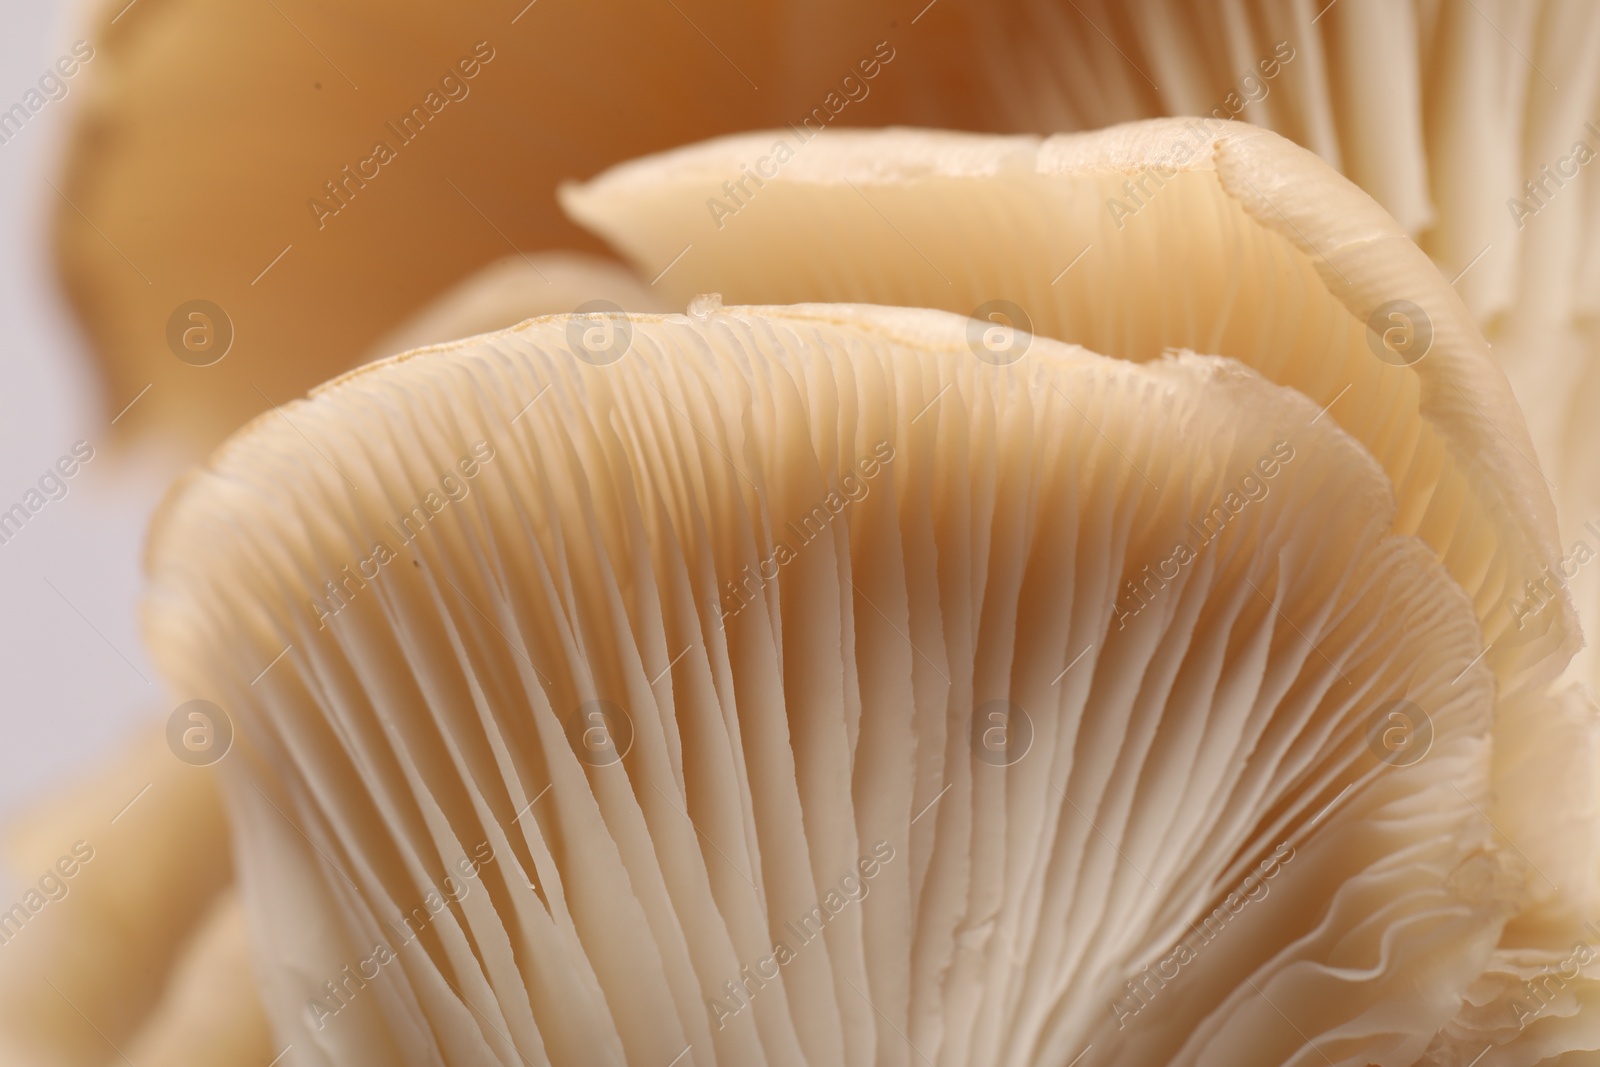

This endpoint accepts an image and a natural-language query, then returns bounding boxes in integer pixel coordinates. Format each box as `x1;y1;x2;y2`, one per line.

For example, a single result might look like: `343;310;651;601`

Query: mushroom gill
146;303;1514;1065
560;120;1574;692
563;129;1600;1065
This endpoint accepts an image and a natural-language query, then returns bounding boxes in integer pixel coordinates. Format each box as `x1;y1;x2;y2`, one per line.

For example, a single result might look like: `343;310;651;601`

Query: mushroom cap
121;890;275;1067
53;0;866;446
146;303;1511;1065
561;119;1577;692
0;729;232;1065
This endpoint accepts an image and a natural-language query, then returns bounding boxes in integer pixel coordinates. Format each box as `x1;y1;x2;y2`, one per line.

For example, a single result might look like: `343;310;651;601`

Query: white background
0;1;176;832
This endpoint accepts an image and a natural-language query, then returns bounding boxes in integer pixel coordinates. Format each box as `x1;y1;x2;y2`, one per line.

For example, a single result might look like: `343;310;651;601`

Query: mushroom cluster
7;2;1600;1066
122;121;1600;1065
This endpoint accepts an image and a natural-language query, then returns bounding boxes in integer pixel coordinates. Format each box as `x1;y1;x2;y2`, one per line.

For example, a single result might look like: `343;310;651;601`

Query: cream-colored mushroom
0;729;237;1066
122;889;276;1067
561;120;1575;690
144;302;1532;1065
29;2;1600;1062
858;0;1600;700
561;122;1600;1062
50;0;886;447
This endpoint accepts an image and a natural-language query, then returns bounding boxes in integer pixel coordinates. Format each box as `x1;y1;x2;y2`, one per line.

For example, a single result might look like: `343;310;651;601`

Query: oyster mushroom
15;112;1587;1062
30;0;1600;1032
0;729;239;1065
121;889;275;1067
52;0;1600;701
51;0;890;447
865;0;1600;698
145;301;1517;1065
561;119;1576;689
560;120;1600;1062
